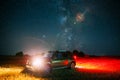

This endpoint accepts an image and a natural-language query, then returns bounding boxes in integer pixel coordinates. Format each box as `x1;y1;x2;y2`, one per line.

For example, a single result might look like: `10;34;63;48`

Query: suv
25;50;76;74
50;50;76;69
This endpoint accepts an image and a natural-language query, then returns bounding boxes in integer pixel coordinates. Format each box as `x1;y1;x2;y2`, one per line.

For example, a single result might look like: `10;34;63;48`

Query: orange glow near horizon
75;57;120;72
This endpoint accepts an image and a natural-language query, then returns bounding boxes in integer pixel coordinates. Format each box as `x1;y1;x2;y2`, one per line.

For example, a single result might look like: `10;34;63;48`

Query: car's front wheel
44;64;52;74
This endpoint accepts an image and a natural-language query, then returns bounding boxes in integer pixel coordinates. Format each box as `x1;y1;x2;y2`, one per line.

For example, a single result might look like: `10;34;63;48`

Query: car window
58;52;69;59
52;52;65;60
52;51;72;60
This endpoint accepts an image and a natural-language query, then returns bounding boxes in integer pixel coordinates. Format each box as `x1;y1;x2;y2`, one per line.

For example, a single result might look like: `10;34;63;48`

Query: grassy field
0;64;120;80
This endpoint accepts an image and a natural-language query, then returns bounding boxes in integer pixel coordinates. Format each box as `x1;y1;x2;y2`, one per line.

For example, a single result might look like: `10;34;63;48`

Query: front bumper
26;63;52;73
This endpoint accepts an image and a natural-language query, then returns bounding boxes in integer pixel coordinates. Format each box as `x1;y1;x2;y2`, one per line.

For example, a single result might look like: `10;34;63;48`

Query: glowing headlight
32;58;44;68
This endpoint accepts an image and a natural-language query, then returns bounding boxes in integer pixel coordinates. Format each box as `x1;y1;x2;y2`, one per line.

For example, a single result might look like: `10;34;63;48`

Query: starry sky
0;0;120;55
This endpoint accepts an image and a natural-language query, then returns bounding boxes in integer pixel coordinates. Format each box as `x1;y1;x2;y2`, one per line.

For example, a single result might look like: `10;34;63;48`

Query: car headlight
27;56;51;72
31;57;45;68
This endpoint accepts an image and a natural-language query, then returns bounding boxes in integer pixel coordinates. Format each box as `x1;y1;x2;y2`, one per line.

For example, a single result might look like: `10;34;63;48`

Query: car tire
70;62;75;69
45;64;52;74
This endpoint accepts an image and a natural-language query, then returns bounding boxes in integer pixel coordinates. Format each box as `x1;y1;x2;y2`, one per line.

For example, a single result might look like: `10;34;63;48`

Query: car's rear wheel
70;62;75;69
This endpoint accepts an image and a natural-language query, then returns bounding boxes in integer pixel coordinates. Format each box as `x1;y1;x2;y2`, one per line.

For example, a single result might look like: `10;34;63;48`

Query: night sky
0;0;120;55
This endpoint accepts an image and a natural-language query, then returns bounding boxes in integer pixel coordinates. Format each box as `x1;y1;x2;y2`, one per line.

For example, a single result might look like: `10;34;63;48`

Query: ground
0;64;120;80
0;56;120;80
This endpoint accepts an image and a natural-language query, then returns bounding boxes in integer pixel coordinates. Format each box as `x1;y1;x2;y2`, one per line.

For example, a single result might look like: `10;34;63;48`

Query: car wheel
70;62;75;69
46;67;52;74
44;65;52;74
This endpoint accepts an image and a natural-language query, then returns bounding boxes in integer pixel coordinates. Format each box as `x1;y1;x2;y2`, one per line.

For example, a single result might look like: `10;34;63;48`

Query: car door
52;52;68;68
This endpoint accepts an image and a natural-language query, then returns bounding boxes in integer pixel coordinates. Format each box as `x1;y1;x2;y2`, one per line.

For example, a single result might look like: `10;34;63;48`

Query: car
25;50;76;74
50;50;76;69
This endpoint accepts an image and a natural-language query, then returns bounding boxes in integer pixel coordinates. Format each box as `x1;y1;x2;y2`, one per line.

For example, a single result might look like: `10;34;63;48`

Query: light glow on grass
0;66;49;80
75;57;120;72
0;64;119;80
0;67;23;76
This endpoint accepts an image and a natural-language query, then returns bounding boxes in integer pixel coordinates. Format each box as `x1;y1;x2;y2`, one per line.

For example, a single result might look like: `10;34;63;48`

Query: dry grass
0;65;50;80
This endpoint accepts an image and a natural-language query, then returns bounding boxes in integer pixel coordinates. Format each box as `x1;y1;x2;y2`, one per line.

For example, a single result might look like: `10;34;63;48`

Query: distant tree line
49;49;85;58
15;51;24;56
72;50;85;57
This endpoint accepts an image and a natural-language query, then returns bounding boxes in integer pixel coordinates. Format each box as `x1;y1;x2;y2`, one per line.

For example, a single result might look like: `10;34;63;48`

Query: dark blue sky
0;0;120;55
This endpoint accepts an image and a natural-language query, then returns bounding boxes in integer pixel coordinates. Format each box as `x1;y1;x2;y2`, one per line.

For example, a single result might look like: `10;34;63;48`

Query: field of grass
0;64;120;80
0;65;48;80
